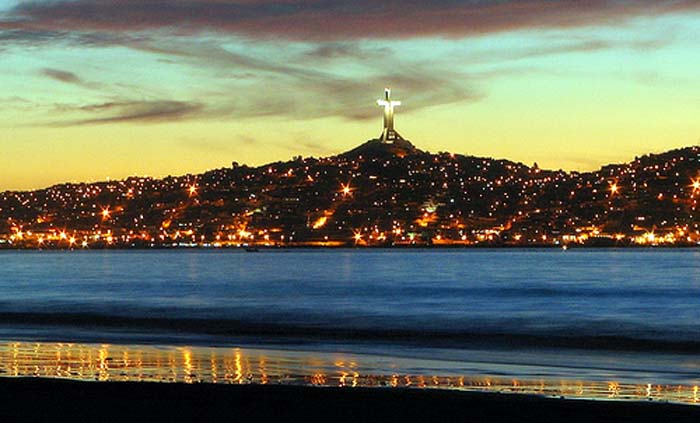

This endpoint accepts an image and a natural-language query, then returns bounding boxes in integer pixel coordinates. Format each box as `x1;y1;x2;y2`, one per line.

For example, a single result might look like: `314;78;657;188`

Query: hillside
1;140;699;248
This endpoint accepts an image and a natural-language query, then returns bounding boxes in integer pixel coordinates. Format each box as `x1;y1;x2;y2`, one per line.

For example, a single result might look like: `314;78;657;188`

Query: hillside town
2;137;700;249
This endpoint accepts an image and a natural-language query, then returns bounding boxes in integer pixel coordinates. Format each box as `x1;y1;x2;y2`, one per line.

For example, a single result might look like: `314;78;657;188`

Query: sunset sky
1;1;699;190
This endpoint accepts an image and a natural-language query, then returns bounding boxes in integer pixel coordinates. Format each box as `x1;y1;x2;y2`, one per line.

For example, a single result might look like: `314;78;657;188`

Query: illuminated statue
377;88;404;143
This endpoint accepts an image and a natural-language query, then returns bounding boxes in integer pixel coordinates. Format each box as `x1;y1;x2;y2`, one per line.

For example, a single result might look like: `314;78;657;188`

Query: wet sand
3;340;700;404
1;378;699;423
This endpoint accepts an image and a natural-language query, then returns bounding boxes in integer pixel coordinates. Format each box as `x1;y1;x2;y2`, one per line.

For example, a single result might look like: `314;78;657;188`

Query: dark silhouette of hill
340;138;423;159
1;141;700;247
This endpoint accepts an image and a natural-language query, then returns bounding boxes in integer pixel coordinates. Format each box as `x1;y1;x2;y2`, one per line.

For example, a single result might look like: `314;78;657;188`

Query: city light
340;183;352;197
609;183;619;195
353;231;363;244
312;216;328;229
691;178;700;192
1;137;700;249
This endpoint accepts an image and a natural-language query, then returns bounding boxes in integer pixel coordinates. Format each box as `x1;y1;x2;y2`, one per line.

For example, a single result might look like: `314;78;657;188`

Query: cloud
53;100;205;125
305;43;391;60
40;68;82;84
0;28;150;49
0;96;40;111
5;1;688;127
455;35;677;66
36;40;409;122
131;39;325;81
126;37;481;121
2;1;699;41
0;29;63;45
29;33;480;127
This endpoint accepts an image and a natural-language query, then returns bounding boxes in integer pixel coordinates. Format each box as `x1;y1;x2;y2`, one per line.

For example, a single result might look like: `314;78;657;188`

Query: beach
2;249;700;420
2;377;699;423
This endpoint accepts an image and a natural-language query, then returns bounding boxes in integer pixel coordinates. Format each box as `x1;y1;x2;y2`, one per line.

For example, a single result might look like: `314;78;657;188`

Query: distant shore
2;243;700;251
1;378;699;423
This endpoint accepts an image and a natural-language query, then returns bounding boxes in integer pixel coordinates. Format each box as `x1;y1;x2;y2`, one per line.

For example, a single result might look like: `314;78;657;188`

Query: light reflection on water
0;340;698;405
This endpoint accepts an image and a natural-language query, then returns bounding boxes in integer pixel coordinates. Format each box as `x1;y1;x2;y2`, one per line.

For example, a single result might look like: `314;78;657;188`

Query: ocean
1;249;699;403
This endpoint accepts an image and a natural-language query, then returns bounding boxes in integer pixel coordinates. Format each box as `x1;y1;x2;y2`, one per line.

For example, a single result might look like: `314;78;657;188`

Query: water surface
1;249;699;402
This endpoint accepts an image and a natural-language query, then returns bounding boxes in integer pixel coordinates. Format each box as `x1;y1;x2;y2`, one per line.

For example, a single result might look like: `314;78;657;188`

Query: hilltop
340;138;422;159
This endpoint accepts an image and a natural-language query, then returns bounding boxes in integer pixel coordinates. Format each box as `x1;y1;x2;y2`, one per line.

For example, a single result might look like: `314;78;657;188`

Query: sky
1;0;699;190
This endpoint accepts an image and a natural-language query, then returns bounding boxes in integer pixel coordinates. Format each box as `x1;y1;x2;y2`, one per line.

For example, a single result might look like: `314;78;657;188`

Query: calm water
1;249;699;402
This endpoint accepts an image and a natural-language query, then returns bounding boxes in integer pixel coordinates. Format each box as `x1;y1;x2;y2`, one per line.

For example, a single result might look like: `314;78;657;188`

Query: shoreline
1;377;699;422
1;244;700;251
1;339;698;406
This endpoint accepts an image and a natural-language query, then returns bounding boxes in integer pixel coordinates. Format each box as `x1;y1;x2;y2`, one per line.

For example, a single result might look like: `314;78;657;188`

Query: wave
0;311;698;354
398;286;692;299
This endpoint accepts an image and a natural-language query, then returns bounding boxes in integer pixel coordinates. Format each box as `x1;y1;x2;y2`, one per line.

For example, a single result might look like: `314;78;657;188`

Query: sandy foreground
1;378;699;423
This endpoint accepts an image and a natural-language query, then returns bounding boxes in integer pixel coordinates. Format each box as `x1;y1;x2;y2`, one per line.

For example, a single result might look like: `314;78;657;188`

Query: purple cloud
3;1;699;40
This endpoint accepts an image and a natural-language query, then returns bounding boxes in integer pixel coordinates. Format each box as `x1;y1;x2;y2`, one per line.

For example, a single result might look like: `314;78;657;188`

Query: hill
1;141;699;248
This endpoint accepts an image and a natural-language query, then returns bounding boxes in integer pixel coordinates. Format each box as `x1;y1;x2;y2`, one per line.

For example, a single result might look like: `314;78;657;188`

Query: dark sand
1;378;699;423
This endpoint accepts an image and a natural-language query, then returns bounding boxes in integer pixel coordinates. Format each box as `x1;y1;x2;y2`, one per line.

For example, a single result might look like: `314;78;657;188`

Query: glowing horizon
1;1;700;191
